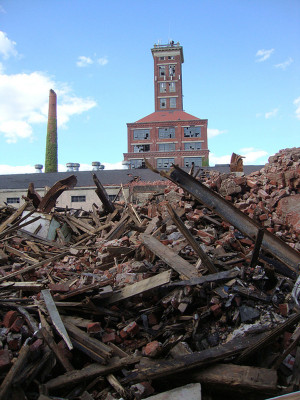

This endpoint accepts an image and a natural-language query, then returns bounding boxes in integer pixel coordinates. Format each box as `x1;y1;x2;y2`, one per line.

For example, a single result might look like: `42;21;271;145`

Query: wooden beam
141;233;199;279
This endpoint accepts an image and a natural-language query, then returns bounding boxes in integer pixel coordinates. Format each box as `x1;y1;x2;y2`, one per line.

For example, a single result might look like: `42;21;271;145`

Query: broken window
130;159;145;169
159;66;165;77
184;142;202;150
169;65;175;76
160;82;166;93
156;158;175;169
71;195;86;202
168;56;174;60
158;127;175;138
170;97;176;108
133;129;150;140
184;157;202;167
158;143;175;152
133;144;150;153
6;197;20;204
184;126;201;137
160;98;166;109
159;56;165;60
169;82;176;92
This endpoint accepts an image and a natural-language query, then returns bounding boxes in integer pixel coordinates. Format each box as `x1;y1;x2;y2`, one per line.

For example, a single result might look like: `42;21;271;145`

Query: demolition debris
0;148;299;400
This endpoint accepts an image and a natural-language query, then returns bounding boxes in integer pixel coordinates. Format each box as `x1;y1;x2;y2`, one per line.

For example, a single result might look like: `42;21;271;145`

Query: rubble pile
0;149;299;400
205;148;300;243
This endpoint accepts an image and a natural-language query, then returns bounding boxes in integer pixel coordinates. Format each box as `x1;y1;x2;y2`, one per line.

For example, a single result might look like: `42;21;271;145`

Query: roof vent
73;163;80;171
34;164;43;173
66;163;74;172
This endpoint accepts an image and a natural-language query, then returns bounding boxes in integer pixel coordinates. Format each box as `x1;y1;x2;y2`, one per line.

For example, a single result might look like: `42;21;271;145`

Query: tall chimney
45;89;58;173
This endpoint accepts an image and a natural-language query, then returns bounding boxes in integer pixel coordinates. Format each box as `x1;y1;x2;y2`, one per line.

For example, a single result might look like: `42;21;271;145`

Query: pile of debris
0;148;299;400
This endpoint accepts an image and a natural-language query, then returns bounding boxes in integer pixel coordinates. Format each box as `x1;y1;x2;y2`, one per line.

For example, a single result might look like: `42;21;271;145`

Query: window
170;97;176;108
6;197;20;204
71;196;86;202
159;82;166;93
159;143;175;152
157;158;174;169
184;142;202;150
160;98;166;109
169;65;175;76
158;127;175;138
133;129;150;140
159;56;165;60
108;194;117;201
169;82;176;92
159;66;165;77
130;159;145;169
168;56;174;60
184;157;202;168
133;144;150;153
184;126;201;137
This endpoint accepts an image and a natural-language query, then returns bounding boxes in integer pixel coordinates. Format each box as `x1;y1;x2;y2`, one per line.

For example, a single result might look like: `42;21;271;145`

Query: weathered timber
141;233;199;279
0;202;29;234
168;268;240;287
4;245;38;264
249;227;265;269
107;269;172;304
237;312;300;364
45;356;140;391
0;340;30;400
105;214;131;240
93;173;115;214
121;333;266;384
172;363;278;394
0;251;70;283
166;203;218;274
232;285;271;303
0;282;43;291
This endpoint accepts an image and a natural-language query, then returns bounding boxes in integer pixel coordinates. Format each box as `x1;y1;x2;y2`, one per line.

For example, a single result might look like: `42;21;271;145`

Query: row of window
159;56;174;60
133;126;201;140
159;64;176;77
160;97;176;108
130;157;203;169
159;82;176;93
133;142;202;153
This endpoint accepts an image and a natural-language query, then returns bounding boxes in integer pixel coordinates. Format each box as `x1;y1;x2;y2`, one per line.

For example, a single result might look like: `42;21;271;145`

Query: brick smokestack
45;89;58;173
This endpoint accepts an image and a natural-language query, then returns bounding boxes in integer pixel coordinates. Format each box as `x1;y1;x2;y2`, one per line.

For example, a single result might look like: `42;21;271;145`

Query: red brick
10;316;24;332
120;321;139;339
102;332;117;343
210;304;222;317
0;349;11;370
259;214;268;221
3;311;18;328
87;322;101;333
278;303;289;317
143;341;162;358
147;313;158;326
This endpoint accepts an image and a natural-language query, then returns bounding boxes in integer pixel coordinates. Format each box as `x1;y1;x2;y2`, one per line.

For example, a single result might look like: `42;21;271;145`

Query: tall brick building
123;41;209;169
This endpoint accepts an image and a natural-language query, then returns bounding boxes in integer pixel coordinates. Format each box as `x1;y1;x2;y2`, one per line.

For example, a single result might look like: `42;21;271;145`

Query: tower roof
151;42;184;62
134;110;201;123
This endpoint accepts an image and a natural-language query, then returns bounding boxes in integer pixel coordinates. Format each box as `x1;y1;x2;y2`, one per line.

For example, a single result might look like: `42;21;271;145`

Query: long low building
0;165;263;211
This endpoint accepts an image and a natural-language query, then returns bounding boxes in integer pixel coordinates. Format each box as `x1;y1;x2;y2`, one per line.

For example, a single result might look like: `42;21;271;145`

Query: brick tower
123;42;209;169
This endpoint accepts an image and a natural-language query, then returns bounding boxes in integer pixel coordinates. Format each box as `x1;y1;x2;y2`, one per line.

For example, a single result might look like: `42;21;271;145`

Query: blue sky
0;0;299;174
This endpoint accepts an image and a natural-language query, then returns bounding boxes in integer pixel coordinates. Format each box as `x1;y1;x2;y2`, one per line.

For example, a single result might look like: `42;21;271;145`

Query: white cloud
76;56;93;67
255;49;274;62
207;128;227;138
275;57;293;70
0;70;97;142
294;97;300;120
97;57;108;66
0;31;18;59
265;108;279;119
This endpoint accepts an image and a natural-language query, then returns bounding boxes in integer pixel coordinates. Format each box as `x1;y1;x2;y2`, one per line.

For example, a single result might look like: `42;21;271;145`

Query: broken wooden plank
249;227;264;269
141;233;199;279
93;173;115;214
166;203;218;274
121;332;266;384
168;269;240;287
0;282;43;292
42;289;73;350
4;245;39;264
0;202;29;234
107;270;172;304
45;356;140;391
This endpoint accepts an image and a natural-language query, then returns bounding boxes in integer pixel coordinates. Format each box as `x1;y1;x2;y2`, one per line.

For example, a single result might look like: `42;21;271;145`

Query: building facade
123;42;209;169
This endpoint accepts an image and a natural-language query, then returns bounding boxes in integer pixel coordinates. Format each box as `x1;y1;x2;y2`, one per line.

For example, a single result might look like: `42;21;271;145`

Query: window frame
184;126;201;138
160;98;167;109
170;97;176;108
184;157;203;168
184;142;202;150
158;143;176;152
71;195;86;203
169;82;176;92
159;66;166;77
156;158;175;169
159;82;166;93
6;197;20;204
130;159;146;169
133;129;150;140
158;127;175;139
133;144;150;153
